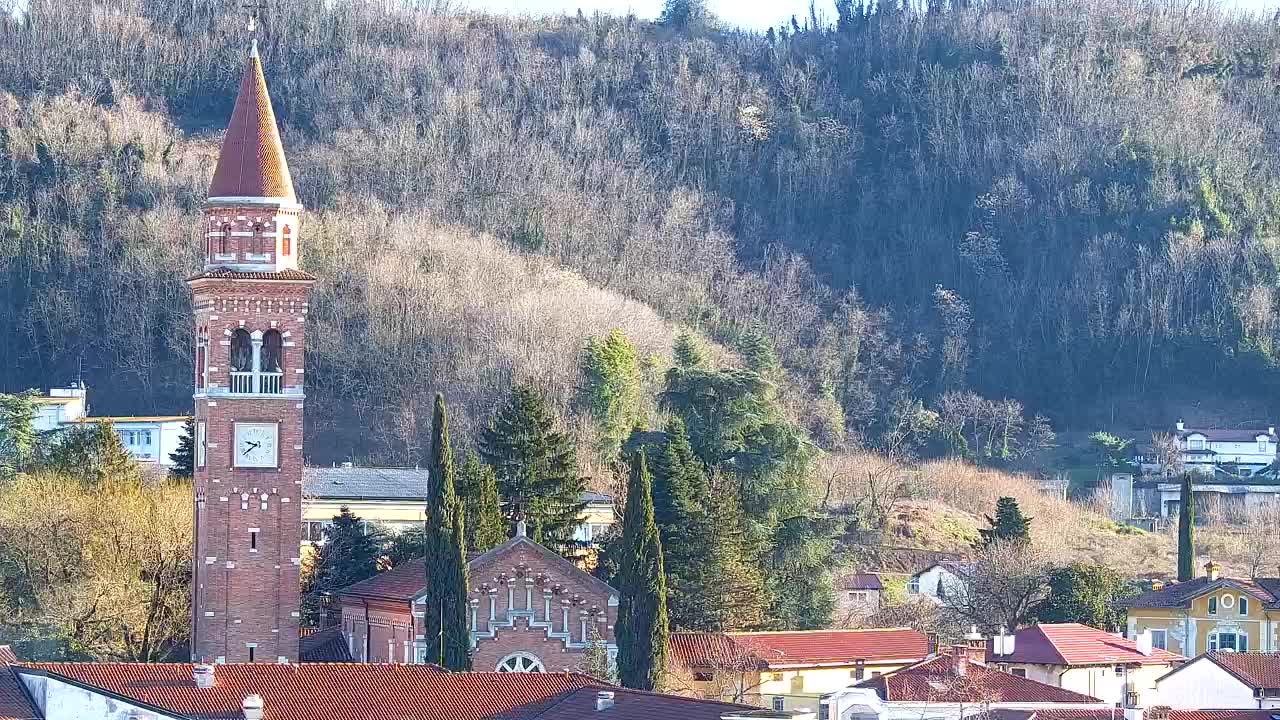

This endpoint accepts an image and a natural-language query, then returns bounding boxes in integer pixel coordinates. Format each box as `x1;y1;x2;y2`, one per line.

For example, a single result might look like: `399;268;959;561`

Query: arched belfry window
219;224;231;254
282;225;292;257
230;329;253;372
261;329;283;374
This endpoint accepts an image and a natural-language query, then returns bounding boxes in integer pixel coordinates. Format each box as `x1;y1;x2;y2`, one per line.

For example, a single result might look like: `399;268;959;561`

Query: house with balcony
1125;562;1280;657
1134;421;1279;477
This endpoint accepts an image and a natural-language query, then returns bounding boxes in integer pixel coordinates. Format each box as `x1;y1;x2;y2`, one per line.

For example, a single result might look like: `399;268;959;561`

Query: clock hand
242;441;261;455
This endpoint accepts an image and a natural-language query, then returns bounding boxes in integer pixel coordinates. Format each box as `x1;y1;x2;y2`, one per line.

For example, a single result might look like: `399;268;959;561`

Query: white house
907;562;969;606
1155;652;1280;709
1171;421;1277;476
26;386;189;467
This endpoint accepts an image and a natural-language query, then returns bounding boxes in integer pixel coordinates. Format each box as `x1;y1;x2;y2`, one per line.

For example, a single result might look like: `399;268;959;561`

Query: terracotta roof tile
500;685;757;720
209;53;296;201
670;628;927;670
856;655;1101;703
189;267;316;282
1200;652;1280;689
16;663;602;720
1127;577;1280;609
994;711;1280;720
342;559;428;601
987;624;1183;666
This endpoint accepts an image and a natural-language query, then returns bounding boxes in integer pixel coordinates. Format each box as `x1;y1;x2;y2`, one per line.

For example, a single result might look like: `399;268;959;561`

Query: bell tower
189;36;313;663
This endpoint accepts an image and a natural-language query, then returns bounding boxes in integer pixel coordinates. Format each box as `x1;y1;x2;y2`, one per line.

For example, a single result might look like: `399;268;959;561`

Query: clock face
234;422;278;468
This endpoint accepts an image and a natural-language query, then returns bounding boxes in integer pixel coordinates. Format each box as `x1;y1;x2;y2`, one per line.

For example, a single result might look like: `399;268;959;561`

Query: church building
188;35;313;663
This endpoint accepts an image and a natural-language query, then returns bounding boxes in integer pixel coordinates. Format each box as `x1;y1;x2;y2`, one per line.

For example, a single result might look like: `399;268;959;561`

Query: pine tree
615;451;669;690
168;418;195;478
459;451;507;553
0;390;39;477
423;395;470;670
479;384;585;552
690;485;768;631
46;420;139;485
647;418;710;629
579;329;643;459
301;506;383;626
737;327;780;377
1178;473;1195;581
978;496;1031;547
671;331;707;370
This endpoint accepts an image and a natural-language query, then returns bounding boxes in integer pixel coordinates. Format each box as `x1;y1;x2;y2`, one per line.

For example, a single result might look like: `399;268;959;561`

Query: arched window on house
496;652;544;673
281;225;292;257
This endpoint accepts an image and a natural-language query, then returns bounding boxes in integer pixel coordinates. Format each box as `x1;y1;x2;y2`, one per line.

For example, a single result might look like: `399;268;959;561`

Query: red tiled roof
0;648;36;720
670;628;927;671
342;559;427;601
208;52;296;201
1126;576;1280;610
856;655;1101;703
16;663;603;720
988;624;1183;666
730;628;929;668
991;711;1280;720
496;685;756;720
0;650;15;666
189;267;316;282
1180;652;1280;690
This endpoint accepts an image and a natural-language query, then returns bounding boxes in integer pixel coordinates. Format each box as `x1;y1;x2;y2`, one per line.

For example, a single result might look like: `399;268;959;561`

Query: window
196;421;206;468
249;530;258;552
252;224;264;255
247;644;256;662
141;430;152;446
219;224;230;254
282;225;291;256
1209;631;1247;652
230;328;253;372
1261;439;1269;453
1011;668;1027;678
1190;438;1205;450
772;697;786;712
496;652;545;672
1150;629;1167;650
261;329;283;374
848;591;867;601
303;521;333;543
1241;596;1249;615
852;666;865;681
908;577;921;594
1208;596;1218;615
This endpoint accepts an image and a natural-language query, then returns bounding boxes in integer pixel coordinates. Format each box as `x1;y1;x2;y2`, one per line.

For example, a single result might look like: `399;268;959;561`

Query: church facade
337;526;619;672
189;39;313;663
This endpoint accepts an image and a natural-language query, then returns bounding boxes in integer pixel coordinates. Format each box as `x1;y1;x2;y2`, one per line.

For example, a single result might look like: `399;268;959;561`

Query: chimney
964;626;985;658
595;690;615;712
950;645;971;676
242;694;264;720
1269;426;1275;436
193;664;216;689
1205;561;1220;581
1176;419;1185;432
1135;629;1153;657
993;628;1016;657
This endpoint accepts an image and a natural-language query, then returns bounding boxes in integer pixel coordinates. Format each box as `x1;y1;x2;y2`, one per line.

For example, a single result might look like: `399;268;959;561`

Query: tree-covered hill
3;0;1280;461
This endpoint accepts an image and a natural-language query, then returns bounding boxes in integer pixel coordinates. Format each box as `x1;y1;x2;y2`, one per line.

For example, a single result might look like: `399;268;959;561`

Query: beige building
301;464;615;546
1126;562;1280;657
985;623;1183;706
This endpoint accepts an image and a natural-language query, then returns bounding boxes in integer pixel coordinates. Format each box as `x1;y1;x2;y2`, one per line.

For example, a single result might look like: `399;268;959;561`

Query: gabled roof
340;535;618;603
14;663;602;720
856;655;1101;703
987;624;1183;666
1126;576;1280;609
670;629;927;670
208;50;296;202
840;573;884;591
1179;428;1276;442
1159;652;1280;691
497;685;756;720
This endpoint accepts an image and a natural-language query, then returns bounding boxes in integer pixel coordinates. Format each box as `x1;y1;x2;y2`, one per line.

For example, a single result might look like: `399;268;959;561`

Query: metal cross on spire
243;1;268;57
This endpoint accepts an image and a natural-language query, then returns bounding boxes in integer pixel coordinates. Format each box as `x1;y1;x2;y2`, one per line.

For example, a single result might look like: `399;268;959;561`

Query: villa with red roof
1155;651;1280;709
667;628;929;711
985;623;1183;706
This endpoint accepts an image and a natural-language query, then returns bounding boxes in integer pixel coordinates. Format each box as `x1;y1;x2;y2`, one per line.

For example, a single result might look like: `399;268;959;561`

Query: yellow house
301;464;615;547
1126;562;1280;656
668;628;929;712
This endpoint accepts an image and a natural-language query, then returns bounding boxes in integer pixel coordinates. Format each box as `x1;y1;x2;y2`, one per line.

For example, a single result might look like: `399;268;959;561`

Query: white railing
230;372;254;394
228;371;283;394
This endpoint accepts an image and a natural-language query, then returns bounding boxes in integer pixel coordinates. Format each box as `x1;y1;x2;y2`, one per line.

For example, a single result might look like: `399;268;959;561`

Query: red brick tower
189;41;313;664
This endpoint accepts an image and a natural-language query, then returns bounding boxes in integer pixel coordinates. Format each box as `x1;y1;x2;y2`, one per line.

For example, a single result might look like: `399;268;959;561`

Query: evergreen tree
737;327;780;377
168;418;195;478
422;395;470;670
301;506;383;626
645;418;711;629
459;450;507;553
692;485;768;631
615;451;669;690
657;0;714;30
1032;563;1130;631
1178;473;1195;582
978;496;1031;547
764;514;838;629
479;384;585;552
0;390;40;477
46;420;139;485
579;329;643;459
384;526;425;566
671;331;707;370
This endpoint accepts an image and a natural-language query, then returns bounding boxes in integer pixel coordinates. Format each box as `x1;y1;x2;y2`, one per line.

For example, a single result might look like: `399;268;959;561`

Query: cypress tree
978;496;1031;547
459;450;507;553
479;384;585;552
616;451;669;690
423;395;470;670
1178;473;1195;581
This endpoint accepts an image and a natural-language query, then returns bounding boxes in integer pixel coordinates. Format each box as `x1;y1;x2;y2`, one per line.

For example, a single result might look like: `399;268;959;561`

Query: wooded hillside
3;0;1280;462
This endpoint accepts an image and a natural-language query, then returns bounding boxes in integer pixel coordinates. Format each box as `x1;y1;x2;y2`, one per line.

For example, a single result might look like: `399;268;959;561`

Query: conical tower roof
208;48;296;202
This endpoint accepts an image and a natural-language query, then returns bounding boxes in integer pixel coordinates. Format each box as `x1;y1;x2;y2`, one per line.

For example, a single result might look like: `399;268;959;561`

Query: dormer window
1190;438;1205;451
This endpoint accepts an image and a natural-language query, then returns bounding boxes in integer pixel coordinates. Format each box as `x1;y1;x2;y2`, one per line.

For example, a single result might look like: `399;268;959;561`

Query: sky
468;0;1278;30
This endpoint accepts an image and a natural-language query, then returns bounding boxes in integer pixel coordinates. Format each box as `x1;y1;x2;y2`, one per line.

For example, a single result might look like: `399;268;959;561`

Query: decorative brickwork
190;46;311;664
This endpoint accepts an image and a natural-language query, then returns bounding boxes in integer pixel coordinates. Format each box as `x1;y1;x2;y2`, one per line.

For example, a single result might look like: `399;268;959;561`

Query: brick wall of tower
202;204;303;270
190;276;311;663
